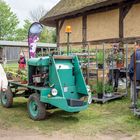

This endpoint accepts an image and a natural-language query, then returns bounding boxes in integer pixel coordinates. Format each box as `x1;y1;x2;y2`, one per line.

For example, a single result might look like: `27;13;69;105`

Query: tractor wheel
27;93;46;120
1;86;13;108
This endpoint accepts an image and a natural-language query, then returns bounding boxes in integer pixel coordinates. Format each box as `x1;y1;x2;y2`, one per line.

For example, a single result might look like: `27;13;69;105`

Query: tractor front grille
67;99;84;107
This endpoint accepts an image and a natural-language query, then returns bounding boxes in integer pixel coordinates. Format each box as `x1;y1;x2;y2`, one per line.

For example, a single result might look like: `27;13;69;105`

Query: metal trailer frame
90;43;128;103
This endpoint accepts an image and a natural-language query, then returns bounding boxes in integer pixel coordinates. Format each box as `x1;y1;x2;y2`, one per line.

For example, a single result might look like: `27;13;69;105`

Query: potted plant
93;81;104;99
97;51;104;69
20;75;27;84
116;50;124;68
104;84;114;97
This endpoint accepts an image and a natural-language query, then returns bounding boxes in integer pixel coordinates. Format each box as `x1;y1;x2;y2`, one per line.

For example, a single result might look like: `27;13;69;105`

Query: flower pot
116;62;124;68
97;93;103;99
104;93;113;98
21;81;27;84
98;64;104;69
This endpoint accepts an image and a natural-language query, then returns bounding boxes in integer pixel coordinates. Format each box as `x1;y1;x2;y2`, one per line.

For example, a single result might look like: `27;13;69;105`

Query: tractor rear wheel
1;86;13;108
27;93;46;120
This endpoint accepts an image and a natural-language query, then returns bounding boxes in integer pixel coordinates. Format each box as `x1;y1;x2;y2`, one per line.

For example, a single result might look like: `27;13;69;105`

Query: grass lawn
0;96;140;137
1;63;140;138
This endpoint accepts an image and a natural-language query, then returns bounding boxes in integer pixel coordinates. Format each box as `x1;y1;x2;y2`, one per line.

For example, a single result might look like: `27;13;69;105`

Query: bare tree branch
30;6;47;22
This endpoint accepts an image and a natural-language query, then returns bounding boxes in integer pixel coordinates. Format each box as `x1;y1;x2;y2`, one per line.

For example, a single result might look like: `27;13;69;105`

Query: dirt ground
0;128;137;140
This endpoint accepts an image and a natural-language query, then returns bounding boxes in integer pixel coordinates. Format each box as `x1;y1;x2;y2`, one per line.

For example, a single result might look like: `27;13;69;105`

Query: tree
15;19;32;41
39;27;56;43
0;0;19;40
30;6;46;22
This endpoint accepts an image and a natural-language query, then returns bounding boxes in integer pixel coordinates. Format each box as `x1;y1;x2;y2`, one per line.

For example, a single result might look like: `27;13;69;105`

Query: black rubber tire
27;93;46;121
1;86;13;108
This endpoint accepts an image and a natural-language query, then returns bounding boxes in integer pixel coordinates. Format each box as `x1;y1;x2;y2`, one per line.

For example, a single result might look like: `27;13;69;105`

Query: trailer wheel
1;86;13;108
27;93;46;120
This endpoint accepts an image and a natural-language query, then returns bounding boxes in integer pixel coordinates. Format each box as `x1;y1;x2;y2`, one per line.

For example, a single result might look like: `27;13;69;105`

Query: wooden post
82;15;87;52
56;19;65;53
119;2;134;44
56;21;60;48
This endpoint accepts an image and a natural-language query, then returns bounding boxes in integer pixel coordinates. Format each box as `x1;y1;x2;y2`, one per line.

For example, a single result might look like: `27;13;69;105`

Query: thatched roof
40;0;124;27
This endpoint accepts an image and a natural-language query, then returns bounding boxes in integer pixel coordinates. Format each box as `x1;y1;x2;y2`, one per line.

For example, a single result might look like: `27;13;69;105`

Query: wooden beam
59;19;65;31
56;21;60;48
88;38;121;45
56;19;65;48
59;38;121;46
119;1;135;47
123;37;140;44
59;36;140;46
82;15;87;50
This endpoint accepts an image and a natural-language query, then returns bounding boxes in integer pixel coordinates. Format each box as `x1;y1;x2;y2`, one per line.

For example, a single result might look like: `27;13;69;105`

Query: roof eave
41;0;124;27
40;19;56;27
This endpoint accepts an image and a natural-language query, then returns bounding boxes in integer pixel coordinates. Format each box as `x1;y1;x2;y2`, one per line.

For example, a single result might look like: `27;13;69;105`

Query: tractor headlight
86;85;92;104
51;88;58;96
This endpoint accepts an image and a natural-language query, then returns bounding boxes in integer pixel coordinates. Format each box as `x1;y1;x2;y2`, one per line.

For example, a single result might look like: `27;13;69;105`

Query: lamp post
65;26;72;55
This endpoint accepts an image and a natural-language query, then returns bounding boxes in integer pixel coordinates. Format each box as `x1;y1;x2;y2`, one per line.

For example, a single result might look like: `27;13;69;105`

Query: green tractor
1;55;91;120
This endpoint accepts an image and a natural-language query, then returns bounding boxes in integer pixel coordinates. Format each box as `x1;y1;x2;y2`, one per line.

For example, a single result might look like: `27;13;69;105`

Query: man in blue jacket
129;42;140;109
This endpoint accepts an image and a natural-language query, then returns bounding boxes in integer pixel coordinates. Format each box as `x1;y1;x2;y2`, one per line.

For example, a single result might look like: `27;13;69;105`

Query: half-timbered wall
59;17;82;43
124;3;140;38
87;9;119;41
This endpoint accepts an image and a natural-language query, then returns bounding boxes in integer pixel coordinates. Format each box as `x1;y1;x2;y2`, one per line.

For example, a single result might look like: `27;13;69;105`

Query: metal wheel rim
29;100;38;117
1;93;7;105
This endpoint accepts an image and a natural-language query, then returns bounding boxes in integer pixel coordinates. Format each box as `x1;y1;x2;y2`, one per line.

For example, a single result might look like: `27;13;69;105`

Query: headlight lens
51;88;58;96
86;85;92;104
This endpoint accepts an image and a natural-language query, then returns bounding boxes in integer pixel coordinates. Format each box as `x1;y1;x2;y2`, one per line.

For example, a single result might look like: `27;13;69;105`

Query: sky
4;0;60;27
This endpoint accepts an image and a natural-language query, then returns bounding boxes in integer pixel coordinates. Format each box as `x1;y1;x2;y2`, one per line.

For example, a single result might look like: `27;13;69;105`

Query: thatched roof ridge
40;0;124;26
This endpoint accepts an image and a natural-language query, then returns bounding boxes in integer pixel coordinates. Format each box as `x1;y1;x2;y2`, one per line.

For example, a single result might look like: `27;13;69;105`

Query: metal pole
134;45;137;108
103;43;105;96
125;44;128;96
96;46;98;83
67;33;70;55
59;45;61;55
41;48;43;56
111;46;114;87
87;43;90;85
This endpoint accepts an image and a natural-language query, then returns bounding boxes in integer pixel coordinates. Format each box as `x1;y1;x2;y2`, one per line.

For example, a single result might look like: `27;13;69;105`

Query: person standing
129;42;140;109
0;61;8;92
107;44;121;92
18;53;26;69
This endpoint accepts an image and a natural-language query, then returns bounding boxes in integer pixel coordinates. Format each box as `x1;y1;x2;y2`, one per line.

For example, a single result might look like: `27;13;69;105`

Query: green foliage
16;23;56;43
15;20;31;41
104;84;114;93
97;51;104;64
117;51;124;63
20;74;27;81
0;1;56;42
0;0;19;40
40;27;56;43
92;81;103;94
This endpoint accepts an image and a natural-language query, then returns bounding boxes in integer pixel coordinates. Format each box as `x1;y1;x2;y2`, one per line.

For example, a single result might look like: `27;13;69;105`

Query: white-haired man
0;62;8;92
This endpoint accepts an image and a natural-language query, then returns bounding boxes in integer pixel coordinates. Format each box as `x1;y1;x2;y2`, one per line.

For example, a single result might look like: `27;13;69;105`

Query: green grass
0;97;140;136
1;63;140;137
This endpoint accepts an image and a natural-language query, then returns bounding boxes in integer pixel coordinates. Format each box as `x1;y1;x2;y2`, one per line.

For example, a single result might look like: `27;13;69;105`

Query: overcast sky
4;0;60;27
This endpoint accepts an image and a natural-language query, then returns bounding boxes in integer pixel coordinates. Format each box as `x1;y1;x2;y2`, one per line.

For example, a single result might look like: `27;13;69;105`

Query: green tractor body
28;55;89;112
1;55;90;120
